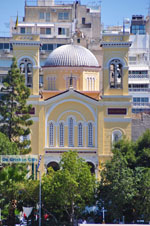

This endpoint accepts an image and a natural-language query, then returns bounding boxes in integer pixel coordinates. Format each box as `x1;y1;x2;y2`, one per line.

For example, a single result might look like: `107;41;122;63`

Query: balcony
132;102;150;107
129;88;150;92
128;74;149;79
80;23;91;28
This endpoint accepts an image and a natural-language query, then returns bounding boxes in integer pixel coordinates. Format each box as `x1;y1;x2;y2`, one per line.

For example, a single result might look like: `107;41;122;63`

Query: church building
12;32;132;177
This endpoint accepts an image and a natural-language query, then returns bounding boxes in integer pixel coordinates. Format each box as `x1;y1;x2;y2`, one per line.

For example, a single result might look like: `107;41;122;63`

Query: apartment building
128;34;150;113
128;14;150;113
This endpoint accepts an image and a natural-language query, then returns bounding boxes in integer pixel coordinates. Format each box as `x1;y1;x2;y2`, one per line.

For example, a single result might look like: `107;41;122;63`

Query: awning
18;23;54;27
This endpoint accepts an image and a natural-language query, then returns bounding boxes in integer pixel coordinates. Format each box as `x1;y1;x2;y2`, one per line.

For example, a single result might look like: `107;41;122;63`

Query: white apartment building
128;34;150;113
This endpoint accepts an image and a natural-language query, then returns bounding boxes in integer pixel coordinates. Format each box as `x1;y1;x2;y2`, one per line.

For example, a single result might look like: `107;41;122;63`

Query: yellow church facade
12;32;132;176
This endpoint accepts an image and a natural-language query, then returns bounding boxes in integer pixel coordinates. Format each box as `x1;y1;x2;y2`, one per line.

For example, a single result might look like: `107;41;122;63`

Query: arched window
88;122;93;147
66;76;77;89
47;162;60;172
59;122;64;147
49;122;54;146
109;59;123;89
19;58;33;87
93;78;95;91
78;122;83;147
87;162;95;174
87;77;89;90
68;117;74;147
112;130;123;144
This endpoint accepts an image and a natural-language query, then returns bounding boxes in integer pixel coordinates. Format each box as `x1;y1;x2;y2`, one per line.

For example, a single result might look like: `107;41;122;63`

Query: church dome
44;44;99;68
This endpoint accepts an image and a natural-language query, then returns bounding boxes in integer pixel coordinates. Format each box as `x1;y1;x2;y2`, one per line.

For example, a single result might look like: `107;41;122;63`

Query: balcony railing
129;88;150;92
132;102;150;107
128;61;149;66
128;74;149;79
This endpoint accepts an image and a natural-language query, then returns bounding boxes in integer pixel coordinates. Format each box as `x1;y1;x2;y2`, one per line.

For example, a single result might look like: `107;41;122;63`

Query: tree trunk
70;201;75;226
7;206;15;226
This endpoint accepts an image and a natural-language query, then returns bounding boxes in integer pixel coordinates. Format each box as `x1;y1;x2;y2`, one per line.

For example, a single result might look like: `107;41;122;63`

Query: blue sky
0;0;149;35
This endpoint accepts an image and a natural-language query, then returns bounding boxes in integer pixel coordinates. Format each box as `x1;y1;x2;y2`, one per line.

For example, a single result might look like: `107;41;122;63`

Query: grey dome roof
44;44;99;68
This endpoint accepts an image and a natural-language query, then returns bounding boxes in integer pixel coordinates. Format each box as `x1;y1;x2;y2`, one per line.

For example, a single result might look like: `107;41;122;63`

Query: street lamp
102;206;107;224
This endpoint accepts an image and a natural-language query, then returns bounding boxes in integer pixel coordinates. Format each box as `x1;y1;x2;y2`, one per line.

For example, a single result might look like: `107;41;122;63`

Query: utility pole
39;171;41;226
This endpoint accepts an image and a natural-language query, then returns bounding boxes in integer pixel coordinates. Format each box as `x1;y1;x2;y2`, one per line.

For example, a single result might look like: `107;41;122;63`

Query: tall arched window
59;122;64;147
87;78;89;90
109;59;123;89
112;130;123;144
93;78;95;91
19;58;33;87
49;122;54;146
78;123;83;147
88;122;93;147
68;117;74;147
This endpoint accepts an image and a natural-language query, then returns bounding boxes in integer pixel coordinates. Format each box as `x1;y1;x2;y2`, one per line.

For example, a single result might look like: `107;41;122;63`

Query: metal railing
129;88;150;92
132;102;150;107
128;75;149;79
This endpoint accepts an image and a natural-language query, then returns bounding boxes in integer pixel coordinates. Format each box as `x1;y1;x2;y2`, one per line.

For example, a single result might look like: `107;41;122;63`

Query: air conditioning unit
4;49;10;54
40;50;46;55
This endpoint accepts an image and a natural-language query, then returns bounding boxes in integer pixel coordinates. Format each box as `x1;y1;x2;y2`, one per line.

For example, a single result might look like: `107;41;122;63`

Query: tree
98;130;150;223
0;132;18;155
0;57;33;154
42;151;96;225
0;132;28;226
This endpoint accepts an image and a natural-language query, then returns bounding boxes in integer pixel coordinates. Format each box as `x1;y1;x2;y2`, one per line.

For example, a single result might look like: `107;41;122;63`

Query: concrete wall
132;113;150;141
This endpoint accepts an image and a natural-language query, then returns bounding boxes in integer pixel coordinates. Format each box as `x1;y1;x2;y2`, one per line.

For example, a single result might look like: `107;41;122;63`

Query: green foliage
0;132;27;222
42;151;96;225
0;132;18;155
0;57;33;154
17;180;39;207
0;164;27;218
99;130;150;223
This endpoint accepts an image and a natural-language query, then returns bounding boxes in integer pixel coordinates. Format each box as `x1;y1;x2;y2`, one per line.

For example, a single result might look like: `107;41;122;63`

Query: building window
77;38;80;43
26;27;32;34
86;77;96;91
49;122;54;146
112;130;122;144
19;58;33;87
48;77;56;90
82;17;86;24
0;75;5;83
40;28;51;35
58;27;66;35
133;97;149;106
66;76;77;89
109;59;123;89
47;162;60;171
59;122;64;147
46;28;51;34
88;122;93;147
78;123;83;147
68;117;74;147
46;12;50;21
131;25;145;35
20;27;25;34
41;44;53;51
58;12;69;20
39;12;44;19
